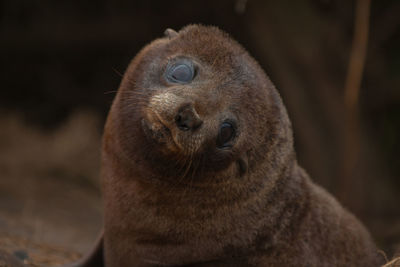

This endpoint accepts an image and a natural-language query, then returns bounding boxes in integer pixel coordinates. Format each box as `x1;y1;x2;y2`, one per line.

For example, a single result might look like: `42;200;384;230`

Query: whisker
104;90;118;95
112;67;124;78
179;152;194;200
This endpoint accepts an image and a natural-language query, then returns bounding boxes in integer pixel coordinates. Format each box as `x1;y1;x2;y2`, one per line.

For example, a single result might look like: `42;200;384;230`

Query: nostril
175;114;182;123
175;114;190;131
175;106;202;131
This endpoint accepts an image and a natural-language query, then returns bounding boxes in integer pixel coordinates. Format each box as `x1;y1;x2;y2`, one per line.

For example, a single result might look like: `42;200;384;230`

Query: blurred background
0;0;399;265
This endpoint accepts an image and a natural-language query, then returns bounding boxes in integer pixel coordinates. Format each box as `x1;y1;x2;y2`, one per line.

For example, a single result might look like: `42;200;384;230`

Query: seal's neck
103;142;309;261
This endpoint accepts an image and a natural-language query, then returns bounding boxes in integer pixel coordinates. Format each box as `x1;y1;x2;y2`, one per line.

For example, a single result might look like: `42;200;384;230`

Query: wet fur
70;25;384;266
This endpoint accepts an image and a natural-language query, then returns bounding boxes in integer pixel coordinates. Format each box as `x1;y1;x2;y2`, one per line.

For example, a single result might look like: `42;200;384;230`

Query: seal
69;25;384;266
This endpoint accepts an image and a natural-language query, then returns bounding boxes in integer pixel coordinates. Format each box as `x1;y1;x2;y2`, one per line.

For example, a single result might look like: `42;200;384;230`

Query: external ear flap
164;28;179;39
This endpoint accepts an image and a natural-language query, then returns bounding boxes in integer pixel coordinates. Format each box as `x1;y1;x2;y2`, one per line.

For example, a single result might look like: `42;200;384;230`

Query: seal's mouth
142;112;190;155
143;92;206;155
142;112;204;156
141;117;171;145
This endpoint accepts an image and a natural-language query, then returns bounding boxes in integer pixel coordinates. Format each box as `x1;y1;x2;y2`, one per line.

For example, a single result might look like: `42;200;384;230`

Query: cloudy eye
216;122;236;148
166;61;194;84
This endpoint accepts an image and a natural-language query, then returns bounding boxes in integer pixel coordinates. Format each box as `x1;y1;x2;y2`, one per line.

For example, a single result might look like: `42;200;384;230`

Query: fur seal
70;25;384;266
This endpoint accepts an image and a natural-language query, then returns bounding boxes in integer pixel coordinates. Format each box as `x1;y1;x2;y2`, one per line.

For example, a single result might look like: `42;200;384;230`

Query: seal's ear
164;28;179;39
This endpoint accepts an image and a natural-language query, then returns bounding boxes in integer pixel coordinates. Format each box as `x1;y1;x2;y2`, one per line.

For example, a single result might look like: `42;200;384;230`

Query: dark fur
71;25;384;267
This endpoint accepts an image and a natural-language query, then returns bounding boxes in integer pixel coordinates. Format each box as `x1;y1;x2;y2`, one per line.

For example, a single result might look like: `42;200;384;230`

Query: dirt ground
0;112;102;266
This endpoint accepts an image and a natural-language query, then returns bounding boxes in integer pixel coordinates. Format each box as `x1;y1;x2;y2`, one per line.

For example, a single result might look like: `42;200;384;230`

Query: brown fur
71;25;384;266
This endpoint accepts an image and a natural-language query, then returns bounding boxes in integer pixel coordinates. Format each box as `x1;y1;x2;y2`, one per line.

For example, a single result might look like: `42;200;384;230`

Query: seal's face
114;26;290;179
138;52;242;175
143;55;237;155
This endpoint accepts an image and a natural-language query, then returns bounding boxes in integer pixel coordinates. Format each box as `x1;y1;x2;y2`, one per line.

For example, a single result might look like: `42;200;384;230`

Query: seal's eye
166;62;194;84
217;122;236;148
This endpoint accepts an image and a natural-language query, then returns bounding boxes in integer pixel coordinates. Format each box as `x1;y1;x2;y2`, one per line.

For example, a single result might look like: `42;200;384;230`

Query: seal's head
106;25;294;182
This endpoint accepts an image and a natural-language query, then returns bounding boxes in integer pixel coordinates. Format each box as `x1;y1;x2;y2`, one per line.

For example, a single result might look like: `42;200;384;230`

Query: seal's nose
175;105;203;131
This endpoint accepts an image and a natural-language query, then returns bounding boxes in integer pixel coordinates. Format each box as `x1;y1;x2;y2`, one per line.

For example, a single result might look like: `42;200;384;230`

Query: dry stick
381;257;400;267
345;0;371;108
340;0;371;215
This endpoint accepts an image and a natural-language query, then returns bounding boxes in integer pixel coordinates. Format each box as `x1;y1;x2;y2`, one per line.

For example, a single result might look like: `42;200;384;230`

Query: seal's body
72;25;383;267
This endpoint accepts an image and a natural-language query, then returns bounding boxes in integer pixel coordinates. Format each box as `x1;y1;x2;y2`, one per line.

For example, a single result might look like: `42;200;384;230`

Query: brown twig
381;257;400;267
344;0;371;109
339;0;371;215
